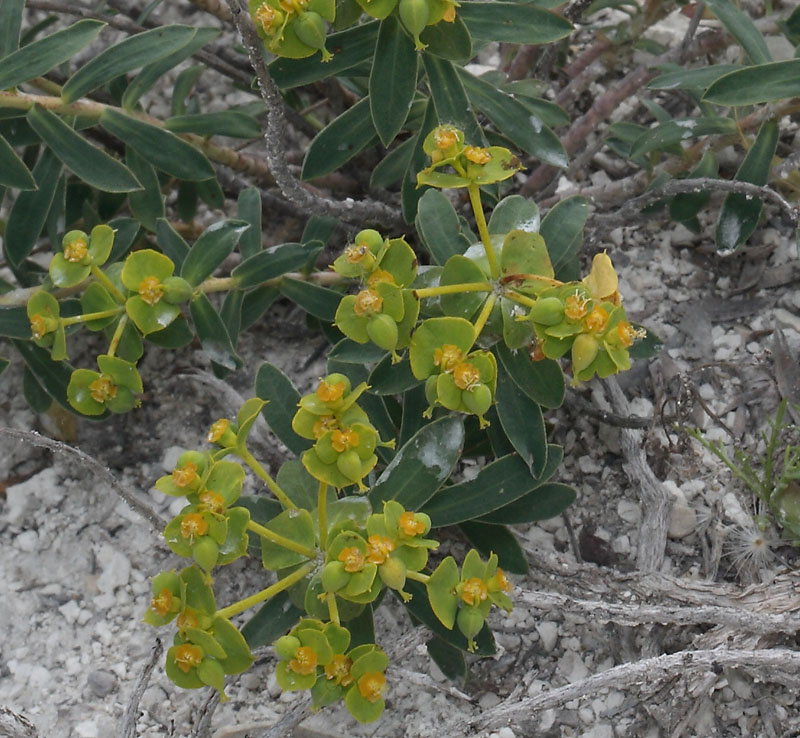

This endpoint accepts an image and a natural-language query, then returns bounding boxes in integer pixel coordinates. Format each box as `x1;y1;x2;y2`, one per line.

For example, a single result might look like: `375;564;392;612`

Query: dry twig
118;639;164;738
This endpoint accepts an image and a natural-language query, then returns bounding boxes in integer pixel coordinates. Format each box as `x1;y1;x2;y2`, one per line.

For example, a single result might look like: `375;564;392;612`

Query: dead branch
118;639;164;738
0;707;39;738
0;427;167;531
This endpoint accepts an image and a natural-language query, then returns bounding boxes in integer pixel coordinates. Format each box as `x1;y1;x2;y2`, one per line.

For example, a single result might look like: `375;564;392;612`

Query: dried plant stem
223;0;403;228
0;428;167;530
188;0;234;21
189;690;222;738
118;639;164;738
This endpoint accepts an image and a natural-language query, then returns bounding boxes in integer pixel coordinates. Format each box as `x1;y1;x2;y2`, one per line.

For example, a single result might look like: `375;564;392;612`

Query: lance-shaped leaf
126;147;164;231
181;220;250;286
415;189;470;265
61;25;198;103
704;0;771;65
0;0;24;59
165;111;263;139
100;108;215;181
190;293;243;371
27;105;141;193
0;133;35;189
493;342;565;409
629;118;737;160
156;218;191;269
0;19;104;91
477;481;576;525
279;278;341;322
648;64;740;92
12;339;80;416
459;1;573;44
495;368;547;477
704;59;800;105
539;195;587;280
241;592;303;649
254;362;312;457
423;54;483;145
232;242;322;288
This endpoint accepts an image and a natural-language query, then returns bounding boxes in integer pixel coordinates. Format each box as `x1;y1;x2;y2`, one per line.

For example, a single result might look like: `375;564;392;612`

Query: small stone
612;535;631;555
479;692;501;709
617;500;641;525
161;445;185;472
668;503;696;539
579;707;595;723
15;530;39;552
774;308;800;335
87;670;117;697
536;621;559;652
96;549;131;593
578;455;601;474
5;469;59;525
75;719;99;738
59;600;81;625
497;728;515;738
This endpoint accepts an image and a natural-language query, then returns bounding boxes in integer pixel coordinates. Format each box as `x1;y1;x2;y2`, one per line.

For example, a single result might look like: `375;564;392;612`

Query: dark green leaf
329;338;388;364
369;415;463;509
460;521;528;574
12;339;81;415
368;354;422;394
704;0;771;64
419;15;472;60
488;195;539;236
669;151;717;225
629;118;737;160
0;19;105;91
270;21;379;88
23;365;52;412
181;220;250;286
61;25;198;104
370;16;417;146
0;0;24;59
220;288;243;345
628;323;662;359
122;28;220;110
426;637;467;682
5;148;62;266
126;146;164;231
401;98;437;223
156;218;190;269
398;383;428;448
100;108;215;181
0;133;35;189
301;97;377;180
238;187;263;259
0;306;30;338
241;592;303;648
171;65;205;117
416;189;470;265
371;137;415;189
107;217;141;264
648;64;741;91
716;118;778;254
27;105;141;193
458;68;567;167
459;2;573;44
189;293;242;371
495;369;547;477
539;195;587;279
301;216;337;247
233;242;322;288
494;342;565;409
478;481;575;524
0;357;10;377
254;362;312;457
704;59;800;105
165;111;262;139
422;54;482;145
279;278;341;322
241;285;279;331
146;315;193;348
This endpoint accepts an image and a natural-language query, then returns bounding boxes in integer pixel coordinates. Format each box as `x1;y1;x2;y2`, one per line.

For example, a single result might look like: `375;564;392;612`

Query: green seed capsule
457;604;484;640
530;296;565;326
571;333;599;374
292;11;333;61
336;449;364;483
367;313;399;351
378;556;407;591
162;276;194;304
274;634;301;661
192;537;219;572
436;375;462;411
425;375;439;407
462;383;492;417
322;561;350;593
398;0;429;49
354;228;384;254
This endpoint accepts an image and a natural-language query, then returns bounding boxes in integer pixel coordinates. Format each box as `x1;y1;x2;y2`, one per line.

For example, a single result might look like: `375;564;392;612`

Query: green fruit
292;11;332;60
398;0;429;49
314;434;339;465
530;296;564;326
337;449;364;484
571;333;599;373
322;561;350;593
462;383;492;417
425;375;438;407
197;657;225;692
456;604;484;640
162;276;194;304
366;314;399;351
354;229;384;254
378;556;407;591
193;537;220;572
436;375;462;411
274;634;301;661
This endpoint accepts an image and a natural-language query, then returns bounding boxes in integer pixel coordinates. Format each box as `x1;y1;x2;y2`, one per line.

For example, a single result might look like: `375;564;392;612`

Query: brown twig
118;639;164;738
223;0;403;228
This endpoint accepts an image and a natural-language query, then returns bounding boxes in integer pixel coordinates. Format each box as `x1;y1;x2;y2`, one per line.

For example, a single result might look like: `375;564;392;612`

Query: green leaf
126;147;164;231
371;136;415;189
254;362;312;457
241;591;303;649
145;316;193;348
261;508;316;570
237;187;263;259
0;0;24;59
494;342;565;409
459;2;573;44
156;218;190;269
190;293;242;371
422;54;482;145
539;195;587;279
12;339;78;415
181;220;249;286
279;278;341;322
329;338;388;364
370;17;417;146
458;68;567;167
669;151;717;225
715;118;778;254
648;64;740;91
419;15;472;60
629;118;738;160
0;133;35;189
270;21;379;88
23;365;52;413
232;243;321;288
61;25;198;104
704;59;800;105
27;105;141;193
401;97;437;223
100;108;215;181
369;415;464;510
426;636;467;682
0;19;105;91
459;521;528;574
301;97;377;180
368;354;422;394
165;111;262;139
5;148;62;266
0;306;30;338
422;453;540;526
122;28;220;110
489;195;539;237
704;0;771;65
477;482;576;524
416;189;470;265
495;370;547;477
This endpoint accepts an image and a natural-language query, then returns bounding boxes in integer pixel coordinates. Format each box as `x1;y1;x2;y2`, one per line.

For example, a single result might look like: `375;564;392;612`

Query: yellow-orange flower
434;126;458;150
172;461;198;488
433;344;463;373
150;588;174;616
492;568;512;593
331;428;359;452
313;415;339;439
453;362;481;390
317;379;346;403
174;643;203;673
357;671;386;702
64;237;88;263
460;577;488;606
180;513;208;540
89;375;118;403
255;2;278;32
398;511;426;537
584;306;608;333
353;288;383;316
30;314;48;340
366;535;395;564
345;243;370;264
338;546;366;573
564;291;589;321
177;609;199;631
367;269;394;286
464;146;491;164
617;321;645;348
199;490;225;515
289;646;317;675
324;654;353;685
138;276;164;306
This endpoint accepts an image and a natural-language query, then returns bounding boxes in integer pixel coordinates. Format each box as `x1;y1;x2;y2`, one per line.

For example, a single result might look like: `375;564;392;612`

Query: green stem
504;290;537;309
247;519;317;559
107;314;129;358
472;293;497;342
326;591;340;626
405;570;430;583
414;282;493;299
215;562;315;620
90;265;127;304
60;307;123;326
318;481;329;550
467;183;499;280
240;449;296;510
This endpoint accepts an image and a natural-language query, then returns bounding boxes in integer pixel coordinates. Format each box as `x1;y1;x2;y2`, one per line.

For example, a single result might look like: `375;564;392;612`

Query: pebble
557;651;589;682
479;692;502;709
75;719;98;738
536;621;559;652
161;445;185;472
58;600;81;625
578;455;602;474
95;547;131;594
774;307;800;335
5;468;60;526
617;500;641;525
669;503;697;539
15;530;39;552
87;669;117;697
